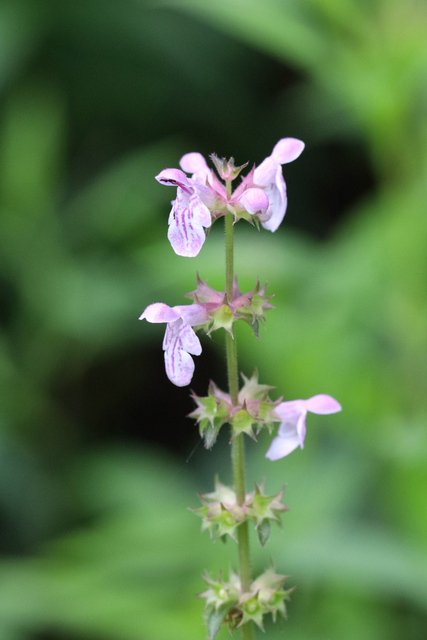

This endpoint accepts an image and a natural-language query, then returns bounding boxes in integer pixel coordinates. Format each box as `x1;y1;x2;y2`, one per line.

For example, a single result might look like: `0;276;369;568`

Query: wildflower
139;302;208;386
265;394;341;460
155;168;214;257
155;145;293;256
254;138;305;232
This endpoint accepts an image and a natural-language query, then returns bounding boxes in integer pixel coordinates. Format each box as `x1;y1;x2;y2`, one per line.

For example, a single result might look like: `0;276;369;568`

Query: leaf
201;421;222;449
204;605;228;640
257;520;271;547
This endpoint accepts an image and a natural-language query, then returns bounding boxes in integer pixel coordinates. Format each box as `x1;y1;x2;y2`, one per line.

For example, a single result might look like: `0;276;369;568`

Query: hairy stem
225;184;254;640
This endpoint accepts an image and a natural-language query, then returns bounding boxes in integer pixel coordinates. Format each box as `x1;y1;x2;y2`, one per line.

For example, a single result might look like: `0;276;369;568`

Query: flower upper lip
254;138;305;233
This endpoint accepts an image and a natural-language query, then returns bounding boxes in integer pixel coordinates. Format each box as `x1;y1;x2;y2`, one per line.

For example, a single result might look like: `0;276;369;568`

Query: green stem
224;183;254;640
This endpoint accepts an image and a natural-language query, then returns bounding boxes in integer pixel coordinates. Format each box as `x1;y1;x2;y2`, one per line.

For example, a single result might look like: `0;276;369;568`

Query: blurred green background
0;0;426;638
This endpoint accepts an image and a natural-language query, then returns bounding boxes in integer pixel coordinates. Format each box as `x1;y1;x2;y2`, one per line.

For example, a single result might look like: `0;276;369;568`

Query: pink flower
265;394;341;460
139;302;208;386
237;188;270;222
155;168;214;257
254;138;305;232
156;152;279;256
155;140;304;255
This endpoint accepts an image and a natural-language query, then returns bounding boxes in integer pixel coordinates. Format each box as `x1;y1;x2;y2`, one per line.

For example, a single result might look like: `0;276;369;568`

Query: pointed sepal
189;383;230;449
210;154;248;181
257;520;271;547
252;564;294;622
233;279;275;335
199;565;294;636
231;403;258;440
250;481;289;528
192;478;244;542
204;606;229;640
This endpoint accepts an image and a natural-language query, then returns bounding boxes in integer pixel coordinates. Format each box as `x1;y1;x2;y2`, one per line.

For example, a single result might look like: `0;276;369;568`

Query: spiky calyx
199;565;293;638
191;476;288;545
210;154;249;181
190;370;281;447
185;275;274;338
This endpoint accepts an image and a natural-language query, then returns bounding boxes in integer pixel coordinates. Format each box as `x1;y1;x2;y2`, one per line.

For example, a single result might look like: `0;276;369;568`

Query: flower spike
145;139;342;639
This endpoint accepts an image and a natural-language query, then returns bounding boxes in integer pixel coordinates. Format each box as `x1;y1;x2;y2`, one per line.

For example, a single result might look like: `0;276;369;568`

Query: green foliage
0;0;426;638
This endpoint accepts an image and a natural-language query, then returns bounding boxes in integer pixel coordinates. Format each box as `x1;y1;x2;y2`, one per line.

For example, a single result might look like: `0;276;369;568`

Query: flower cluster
185;274;274;338
200;565;293;637
192;476;288;546
156;138;305;257
190;370;279;446
139;278;273;387
189;370;341;459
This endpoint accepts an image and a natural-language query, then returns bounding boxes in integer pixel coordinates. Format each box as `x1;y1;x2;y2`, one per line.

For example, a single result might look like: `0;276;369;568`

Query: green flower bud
191;478;245;542
231;405;258;439
239;596;264;629
210;301;235;335
189;383;230;449
246;480;288;545
210;154;248;181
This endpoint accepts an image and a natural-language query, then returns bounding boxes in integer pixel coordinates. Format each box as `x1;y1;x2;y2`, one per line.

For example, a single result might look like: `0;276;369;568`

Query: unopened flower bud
210;154;248;181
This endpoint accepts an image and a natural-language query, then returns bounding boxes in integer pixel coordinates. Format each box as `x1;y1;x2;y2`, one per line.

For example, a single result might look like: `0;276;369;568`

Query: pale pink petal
265;434;300;460
168;201;176;225
267;391;340;460
139;303;180;323
231;166;256;200
180;152;211;183
254;156;277;187
189;193;212;228
260;167;287;232
238;188;269;216
177;304;208;327
164;343;195;387
193;182;220;209
303;394;342;415
178;323;202;356
296;412;307;447
162;321;177;351
155;169;193;194
167;200;206;257
277;417;300;439
271;138;305;164
274;401;302;422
